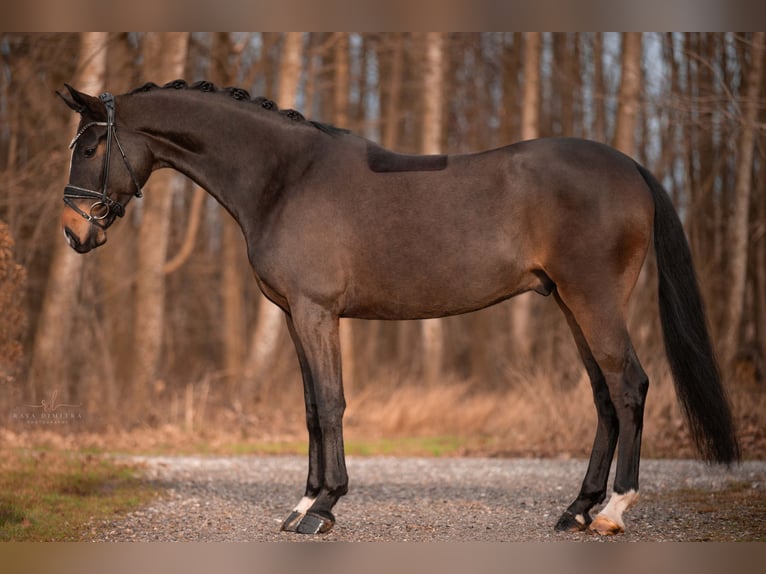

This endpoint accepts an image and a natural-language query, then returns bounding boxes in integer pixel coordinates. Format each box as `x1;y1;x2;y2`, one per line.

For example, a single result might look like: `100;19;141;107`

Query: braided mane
128;79;349;136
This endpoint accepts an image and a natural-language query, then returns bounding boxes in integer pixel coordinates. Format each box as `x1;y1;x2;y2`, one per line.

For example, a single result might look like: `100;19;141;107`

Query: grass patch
345;435;465;457
346;435;475;457
198;440;308;456
0;449;156;541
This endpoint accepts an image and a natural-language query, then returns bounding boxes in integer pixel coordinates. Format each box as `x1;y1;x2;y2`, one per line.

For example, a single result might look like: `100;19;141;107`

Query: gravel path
91;456;766;542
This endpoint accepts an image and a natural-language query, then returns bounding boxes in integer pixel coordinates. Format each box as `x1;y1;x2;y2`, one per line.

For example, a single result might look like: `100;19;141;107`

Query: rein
63;92;143;226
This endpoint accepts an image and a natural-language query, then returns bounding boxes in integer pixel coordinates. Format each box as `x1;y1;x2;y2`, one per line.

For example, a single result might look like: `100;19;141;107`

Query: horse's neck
127;92;318;223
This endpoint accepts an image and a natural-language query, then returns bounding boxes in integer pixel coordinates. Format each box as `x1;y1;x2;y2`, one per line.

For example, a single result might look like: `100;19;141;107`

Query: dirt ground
91;455;766;542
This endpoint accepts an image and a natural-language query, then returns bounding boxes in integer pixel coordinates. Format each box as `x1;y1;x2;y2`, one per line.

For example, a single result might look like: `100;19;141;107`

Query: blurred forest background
0;32;764;457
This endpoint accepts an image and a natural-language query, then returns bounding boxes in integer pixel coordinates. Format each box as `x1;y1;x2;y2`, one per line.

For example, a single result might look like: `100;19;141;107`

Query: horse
57;79;739;536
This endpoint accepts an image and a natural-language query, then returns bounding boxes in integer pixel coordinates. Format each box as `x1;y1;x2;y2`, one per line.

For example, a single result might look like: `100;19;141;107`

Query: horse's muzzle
64;225;106;253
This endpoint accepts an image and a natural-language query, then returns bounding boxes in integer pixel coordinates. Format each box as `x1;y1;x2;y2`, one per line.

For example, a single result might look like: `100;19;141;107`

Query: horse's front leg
280;314;324;532
280;301;348;535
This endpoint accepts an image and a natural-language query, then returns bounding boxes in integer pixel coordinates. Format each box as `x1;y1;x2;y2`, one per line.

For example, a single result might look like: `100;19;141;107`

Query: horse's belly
342;258;542;320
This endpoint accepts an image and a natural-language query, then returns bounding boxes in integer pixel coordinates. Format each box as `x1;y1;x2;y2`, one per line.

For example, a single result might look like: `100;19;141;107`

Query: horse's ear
57;84;101;115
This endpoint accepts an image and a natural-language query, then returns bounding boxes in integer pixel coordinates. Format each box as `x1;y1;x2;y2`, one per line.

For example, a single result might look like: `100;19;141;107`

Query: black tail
636;163;740;464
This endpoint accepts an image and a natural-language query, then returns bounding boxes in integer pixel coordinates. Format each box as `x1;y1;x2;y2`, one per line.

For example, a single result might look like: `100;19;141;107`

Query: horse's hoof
296;511;335;534
554;511;590;532
280;510;303;532
588;515;624;535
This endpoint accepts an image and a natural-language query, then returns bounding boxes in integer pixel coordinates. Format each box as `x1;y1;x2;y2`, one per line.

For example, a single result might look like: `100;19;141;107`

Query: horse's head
58;85;151;253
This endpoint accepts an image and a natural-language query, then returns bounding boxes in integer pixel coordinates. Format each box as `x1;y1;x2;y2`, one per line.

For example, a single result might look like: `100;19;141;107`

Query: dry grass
345;358;763;460
3;359;764;460
344;365;696;458
345;370;596;457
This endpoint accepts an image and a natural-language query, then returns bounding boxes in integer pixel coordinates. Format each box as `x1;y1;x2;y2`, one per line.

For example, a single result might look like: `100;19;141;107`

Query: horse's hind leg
553;286;649;535
589;341;647;535
553;292;618;532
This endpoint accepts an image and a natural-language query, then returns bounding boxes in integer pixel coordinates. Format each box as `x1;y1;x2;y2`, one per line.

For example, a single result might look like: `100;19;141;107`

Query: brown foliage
0;221;27;384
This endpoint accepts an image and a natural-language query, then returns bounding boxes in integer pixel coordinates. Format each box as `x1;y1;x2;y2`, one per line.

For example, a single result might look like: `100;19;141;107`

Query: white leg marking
575;514;586;526
293;496;316;514
596;490;639;530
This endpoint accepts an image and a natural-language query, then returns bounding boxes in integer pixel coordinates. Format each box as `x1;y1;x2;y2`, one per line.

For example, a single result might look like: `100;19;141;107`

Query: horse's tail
635;162;740;464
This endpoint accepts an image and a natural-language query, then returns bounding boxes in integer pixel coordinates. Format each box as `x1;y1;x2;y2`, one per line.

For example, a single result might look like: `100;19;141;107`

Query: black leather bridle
63;92;143;227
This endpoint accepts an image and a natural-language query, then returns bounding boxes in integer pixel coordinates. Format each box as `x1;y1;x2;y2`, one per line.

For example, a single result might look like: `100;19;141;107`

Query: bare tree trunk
207;33;249;393
96;32;138;411
756;42;766;386
162;187;206;274
721;32;765;371
221;218;246;382
421;32;445;383
592;33;607;142
383;33;404;150
500;33;522;143
520;33;541;142
131;32;189;416
509;32;541;361
0;223;27;388
613;33;643;156
614;33;648;345
334;32;350;127
755;140;766;383
382;33;418;377
687;34;714;274
278;32;303;106
332;32;357;389
243;33;304;402
28;32;108;402
553;34;576;137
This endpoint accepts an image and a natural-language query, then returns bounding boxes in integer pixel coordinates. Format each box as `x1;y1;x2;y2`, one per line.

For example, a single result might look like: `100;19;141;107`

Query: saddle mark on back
366;143;447;173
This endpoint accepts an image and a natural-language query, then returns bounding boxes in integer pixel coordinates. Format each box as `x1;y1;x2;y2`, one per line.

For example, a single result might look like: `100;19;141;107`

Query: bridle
63;92;143;227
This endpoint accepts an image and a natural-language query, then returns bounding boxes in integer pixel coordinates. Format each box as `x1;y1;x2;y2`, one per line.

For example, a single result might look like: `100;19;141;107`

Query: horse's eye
83;147;96;158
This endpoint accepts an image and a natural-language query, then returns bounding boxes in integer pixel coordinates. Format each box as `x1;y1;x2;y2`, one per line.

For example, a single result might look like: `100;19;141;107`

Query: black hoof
554;510;590;532
296;511;335;535
280;510;303;532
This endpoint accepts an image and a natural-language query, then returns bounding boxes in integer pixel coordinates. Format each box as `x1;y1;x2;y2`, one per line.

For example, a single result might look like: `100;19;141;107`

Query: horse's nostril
64;227;78;248
64;226;88;252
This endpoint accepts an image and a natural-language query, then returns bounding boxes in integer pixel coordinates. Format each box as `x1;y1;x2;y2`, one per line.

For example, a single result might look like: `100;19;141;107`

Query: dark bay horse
57;80;739;536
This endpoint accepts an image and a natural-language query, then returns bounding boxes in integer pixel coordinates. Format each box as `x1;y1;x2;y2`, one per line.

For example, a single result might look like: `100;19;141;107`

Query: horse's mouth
64;226;107;253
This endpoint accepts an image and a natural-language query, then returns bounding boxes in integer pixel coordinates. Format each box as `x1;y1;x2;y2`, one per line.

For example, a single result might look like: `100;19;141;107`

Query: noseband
64;92;142;226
